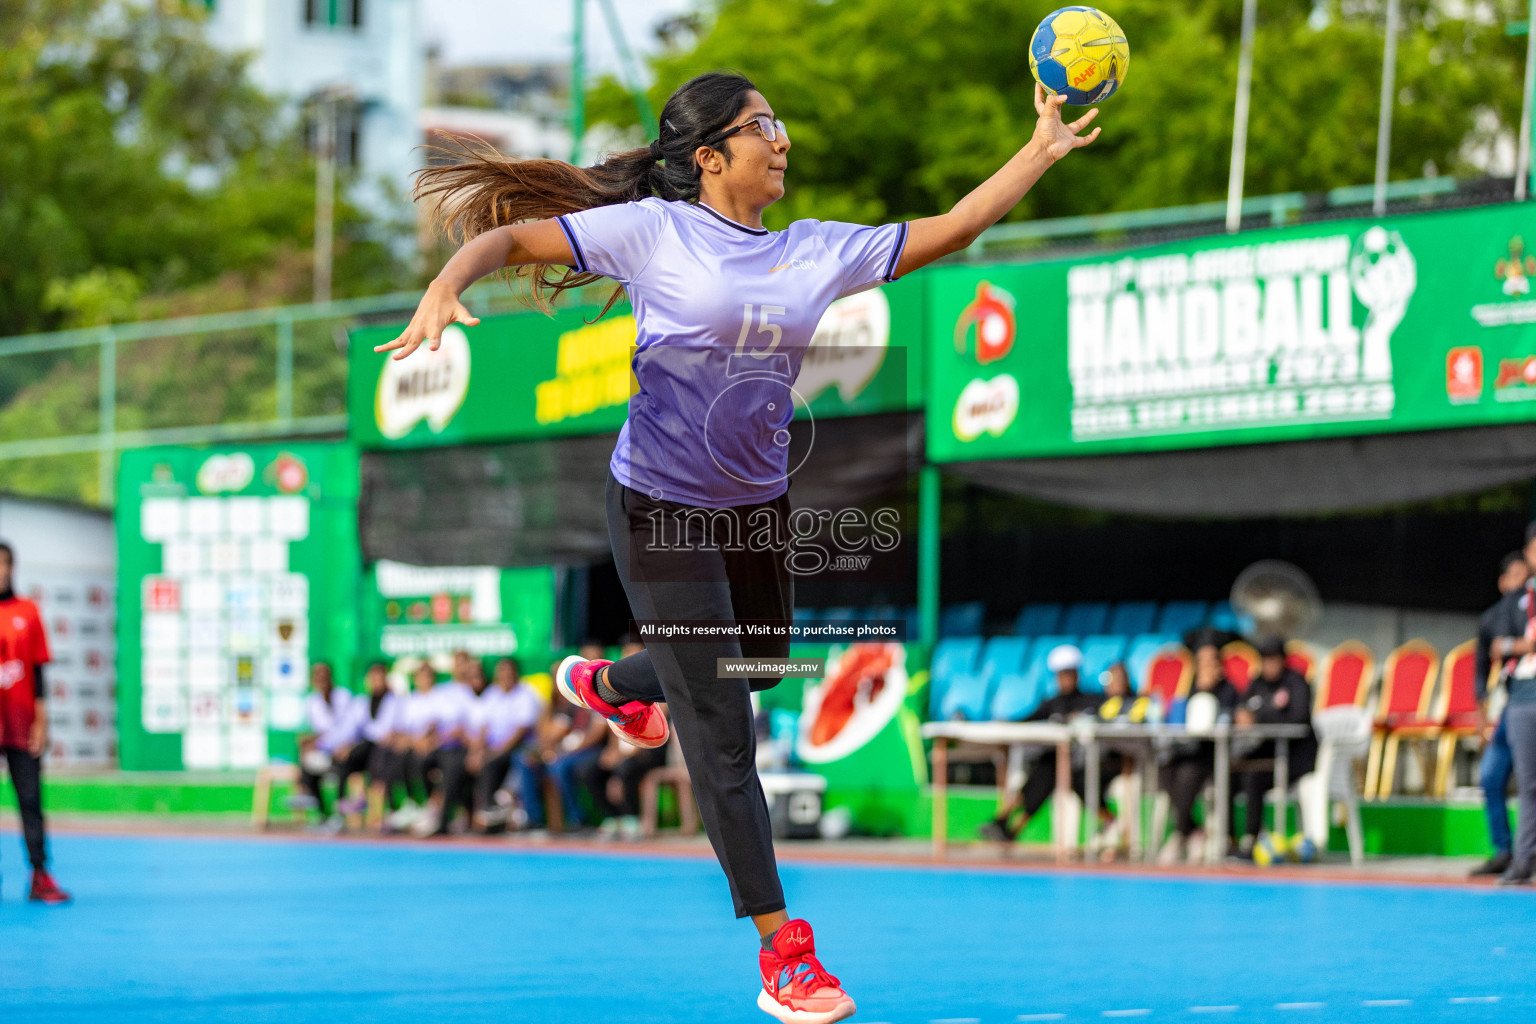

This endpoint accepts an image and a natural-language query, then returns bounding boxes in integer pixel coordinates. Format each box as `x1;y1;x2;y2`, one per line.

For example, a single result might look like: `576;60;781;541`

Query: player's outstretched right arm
373;219;576;362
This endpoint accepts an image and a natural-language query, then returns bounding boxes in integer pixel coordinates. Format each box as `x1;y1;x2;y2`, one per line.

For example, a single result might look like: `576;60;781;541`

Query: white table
922;719;1313;863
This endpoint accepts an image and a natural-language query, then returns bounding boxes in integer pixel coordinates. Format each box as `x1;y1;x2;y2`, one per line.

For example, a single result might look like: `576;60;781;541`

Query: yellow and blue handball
1028;7;1130;105
1252;832;1287;867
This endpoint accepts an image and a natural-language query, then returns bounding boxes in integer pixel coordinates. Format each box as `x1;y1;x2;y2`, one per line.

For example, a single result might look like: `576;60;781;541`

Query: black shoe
1496;860;1533;886
978;818;1015;843
1471;851;1512;877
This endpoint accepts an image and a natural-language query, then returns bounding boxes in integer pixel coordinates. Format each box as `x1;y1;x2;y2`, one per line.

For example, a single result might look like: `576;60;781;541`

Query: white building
200;0;425;216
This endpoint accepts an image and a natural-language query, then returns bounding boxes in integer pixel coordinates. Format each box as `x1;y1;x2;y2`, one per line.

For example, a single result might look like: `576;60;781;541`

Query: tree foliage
0;0;406;336
590;0;1526;229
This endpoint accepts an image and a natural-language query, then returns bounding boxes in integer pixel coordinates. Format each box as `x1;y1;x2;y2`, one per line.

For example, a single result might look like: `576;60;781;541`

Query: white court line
930;1019;981;1024
1362;1000;1411;1007
1103;1011;1151;1018
1449;996;1501;1004
1189;1007;1240;1014
1017;1016;1067;1021
1275;1003;1326;1010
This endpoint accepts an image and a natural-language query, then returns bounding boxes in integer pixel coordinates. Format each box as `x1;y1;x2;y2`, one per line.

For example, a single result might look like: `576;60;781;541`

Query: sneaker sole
756;990;857;1024
555;655;589;709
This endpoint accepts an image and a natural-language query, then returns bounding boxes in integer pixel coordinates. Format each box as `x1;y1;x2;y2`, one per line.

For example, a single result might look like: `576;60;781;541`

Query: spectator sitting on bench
295;662;353;825
979;644;1112;843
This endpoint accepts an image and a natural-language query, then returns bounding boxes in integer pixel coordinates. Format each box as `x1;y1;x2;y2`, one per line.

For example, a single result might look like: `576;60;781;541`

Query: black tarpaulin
359;412;922;566
944;423;1536;518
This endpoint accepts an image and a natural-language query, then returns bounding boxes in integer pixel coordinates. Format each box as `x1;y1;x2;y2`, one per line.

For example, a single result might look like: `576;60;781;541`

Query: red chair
1314;640;1375;712
1432;640;1482;798
1366;639;1440;800
1142;647;1193;708
1285;640;1319;684
1222;640;1259;695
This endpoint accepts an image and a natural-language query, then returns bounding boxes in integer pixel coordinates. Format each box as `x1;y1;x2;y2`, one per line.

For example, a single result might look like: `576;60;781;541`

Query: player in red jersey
0;542;71;904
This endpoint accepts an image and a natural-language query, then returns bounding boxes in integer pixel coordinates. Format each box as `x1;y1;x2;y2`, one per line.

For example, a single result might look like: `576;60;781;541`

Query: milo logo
375;325;472;439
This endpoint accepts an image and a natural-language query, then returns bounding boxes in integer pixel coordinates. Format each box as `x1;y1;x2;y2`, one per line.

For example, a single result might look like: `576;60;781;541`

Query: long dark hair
414;71;758;316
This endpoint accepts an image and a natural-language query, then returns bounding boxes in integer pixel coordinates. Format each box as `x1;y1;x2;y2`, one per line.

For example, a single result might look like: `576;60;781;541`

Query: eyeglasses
704;114;788;148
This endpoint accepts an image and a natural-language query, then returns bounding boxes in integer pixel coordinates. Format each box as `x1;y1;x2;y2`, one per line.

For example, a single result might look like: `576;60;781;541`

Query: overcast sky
422;0;697;71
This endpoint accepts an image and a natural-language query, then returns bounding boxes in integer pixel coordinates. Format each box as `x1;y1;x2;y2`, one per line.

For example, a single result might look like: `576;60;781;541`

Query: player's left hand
28;713;47;757
1032;84;1100;162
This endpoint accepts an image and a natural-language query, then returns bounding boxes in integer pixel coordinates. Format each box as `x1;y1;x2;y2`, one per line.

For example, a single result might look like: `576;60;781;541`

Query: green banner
116;443;361;771
929;202;1536;462
358;561;556;669
348;278;925;450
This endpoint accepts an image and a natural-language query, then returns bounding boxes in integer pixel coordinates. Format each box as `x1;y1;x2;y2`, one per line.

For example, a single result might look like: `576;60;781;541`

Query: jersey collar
695;201;770;236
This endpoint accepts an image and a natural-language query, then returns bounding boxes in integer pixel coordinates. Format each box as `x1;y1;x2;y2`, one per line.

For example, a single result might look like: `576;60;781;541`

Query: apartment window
304;0;363;29
305;99;363;169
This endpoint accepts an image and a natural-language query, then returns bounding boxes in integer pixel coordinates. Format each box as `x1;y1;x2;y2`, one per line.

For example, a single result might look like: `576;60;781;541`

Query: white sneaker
618;815;642;841
1157;834;1186;866
409;805;442;837
385;802;421;831
1187;829;1207;865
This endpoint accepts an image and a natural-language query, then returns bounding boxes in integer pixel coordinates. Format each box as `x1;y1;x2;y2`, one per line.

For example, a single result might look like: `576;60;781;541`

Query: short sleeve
817;221;910;298
28;605;50;665
557;198;669;283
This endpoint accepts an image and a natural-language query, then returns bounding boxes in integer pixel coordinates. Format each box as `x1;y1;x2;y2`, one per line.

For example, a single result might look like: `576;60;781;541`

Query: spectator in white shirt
381;662;439;829
413;654;479;836
467;658;544;831
297;662;352;819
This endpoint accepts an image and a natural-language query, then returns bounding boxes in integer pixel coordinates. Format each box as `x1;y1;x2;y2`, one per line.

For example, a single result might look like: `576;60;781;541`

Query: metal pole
98;327;116;507
597;0;658;138
313;96;336;304
1517;0;1536;201
1373;0;1401;215
1225;0;1259;233
276;314;294;424
918;464;941;647
570;0;586;165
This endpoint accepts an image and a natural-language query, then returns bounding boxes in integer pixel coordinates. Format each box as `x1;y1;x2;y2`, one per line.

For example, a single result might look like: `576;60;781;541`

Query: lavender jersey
558;198;908;508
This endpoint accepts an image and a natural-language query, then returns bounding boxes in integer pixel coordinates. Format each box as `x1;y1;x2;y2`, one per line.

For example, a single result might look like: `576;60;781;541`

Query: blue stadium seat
792;607;818;626
1209;601;1254;634
1107;602;1158;637
941;637;1029;721
928;637;984;719
1155;601;1209;637
1012;602;1063;637
1125;633;1181;692
940;601;986;638
823;606;857;623
905;605;922;640
1059;602;1110;636
994;634;1076;717
1077;634;1129;693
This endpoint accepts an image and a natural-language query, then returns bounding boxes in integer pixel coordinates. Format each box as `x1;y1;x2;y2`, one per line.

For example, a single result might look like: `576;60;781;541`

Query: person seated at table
1228;636;1316;860
1157;636;1240;865
1092;661;1148;860
1097;661;1149;723
979;645;1113;843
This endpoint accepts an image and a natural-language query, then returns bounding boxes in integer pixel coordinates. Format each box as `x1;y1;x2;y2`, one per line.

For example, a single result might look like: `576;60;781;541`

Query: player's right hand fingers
373;330;412;353
453;302;481;327
1033;82;1046;115
391;335;423;361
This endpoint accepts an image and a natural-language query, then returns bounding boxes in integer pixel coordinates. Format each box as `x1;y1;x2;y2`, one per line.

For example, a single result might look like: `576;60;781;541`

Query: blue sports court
4;831;1532;1024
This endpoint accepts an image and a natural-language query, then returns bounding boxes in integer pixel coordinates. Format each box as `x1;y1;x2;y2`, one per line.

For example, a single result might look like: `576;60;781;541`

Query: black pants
299;741;374;815
603;471;791;919
576;745;671;821
3;746;47;870
1231;770;1271;839
368;746;406;810
1161;749;1215;838
473;747;518;813
1017;752;1119;821
433;746;471;832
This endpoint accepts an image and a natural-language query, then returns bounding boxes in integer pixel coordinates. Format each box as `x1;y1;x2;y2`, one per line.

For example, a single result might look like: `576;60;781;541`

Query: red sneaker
28;869;72;905
757;919;856;1024
555;656;669;749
